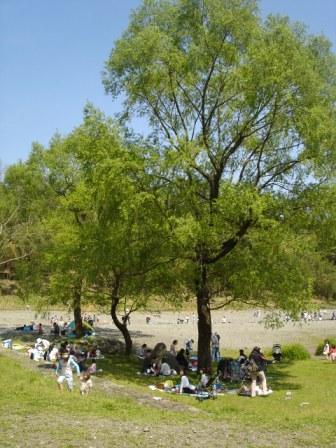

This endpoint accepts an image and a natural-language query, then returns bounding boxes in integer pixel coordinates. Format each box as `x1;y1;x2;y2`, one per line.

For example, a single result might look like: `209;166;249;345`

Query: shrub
282;344;310;361
315;338;336;356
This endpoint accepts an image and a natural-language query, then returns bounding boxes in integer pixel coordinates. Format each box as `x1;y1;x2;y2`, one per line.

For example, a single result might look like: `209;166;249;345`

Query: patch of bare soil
1;407;319;448
1;308;336;354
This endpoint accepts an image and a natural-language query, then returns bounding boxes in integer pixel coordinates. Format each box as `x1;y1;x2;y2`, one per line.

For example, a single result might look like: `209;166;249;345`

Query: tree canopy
1;0;336;370
104;0;336;369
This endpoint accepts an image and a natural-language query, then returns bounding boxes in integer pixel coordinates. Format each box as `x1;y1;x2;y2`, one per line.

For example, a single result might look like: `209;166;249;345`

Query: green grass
1;349;336;446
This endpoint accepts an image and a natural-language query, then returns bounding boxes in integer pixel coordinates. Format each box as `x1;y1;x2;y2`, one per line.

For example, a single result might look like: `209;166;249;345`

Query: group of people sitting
139;340;275;398
137;339;196;376
15;322;43;334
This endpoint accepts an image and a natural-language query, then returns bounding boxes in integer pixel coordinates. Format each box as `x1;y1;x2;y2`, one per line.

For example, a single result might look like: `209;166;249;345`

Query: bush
282;344;310;361
315;338;336;356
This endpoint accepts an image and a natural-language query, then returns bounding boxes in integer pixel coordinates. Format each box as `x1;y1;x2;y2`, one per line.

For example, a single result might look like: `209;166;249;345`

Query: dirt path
1;308;335;353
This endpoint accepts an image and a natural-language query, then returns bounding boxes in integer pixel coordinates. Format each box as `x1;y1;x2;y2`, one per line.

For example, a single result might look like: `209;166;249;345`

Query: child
80;372;93;395
56;351;80;391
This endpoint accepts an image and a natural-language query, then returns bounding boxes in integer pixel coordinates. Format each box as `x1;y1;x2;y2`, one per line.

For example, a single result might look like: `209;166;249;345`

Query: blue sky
1;0;335;168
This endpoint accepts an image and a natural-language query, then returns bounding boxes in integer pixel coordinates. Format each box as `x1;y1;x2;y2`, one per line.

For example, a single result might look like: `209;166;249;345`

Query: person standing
211;333;220;361
185;338;194;357
248;347;272;397
56;351;80;392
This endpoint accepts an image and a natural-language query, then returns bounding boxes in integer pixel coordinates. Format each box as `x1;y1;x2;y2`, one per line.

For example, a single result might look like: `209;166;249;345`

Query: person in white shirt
179;370;195;394
200;370;209;388
48;344;59;363
56;351;80;391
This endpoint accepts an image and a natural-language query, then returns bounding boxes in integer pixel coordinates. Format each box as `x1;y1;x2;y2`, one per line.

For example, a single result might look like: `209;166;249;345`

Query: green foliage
103;0;336;324
315;338;336;356
281;344;310;361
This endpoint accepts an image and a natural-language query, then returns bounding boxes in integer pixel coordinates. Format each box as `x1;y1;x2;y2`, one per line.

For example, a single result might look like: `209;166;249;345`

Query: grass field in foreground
0;350;336;447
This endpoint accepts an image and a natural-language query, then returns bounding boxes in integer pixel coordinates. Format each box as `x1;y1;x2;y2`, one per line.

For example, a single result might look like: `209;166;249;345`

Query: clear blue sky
1;0;335;168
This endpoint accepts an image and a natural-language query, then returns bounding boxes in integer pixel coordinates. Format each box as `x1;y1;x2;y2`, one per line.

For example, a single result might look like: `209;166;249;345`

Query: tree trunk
73;287;84;337
110;280;132;355
196;259;212;372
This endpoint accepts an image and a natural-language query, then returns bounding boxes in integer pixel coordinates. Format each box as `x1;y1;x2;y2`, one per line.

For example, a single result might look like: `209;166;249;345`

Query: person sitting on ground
176;348;189;371
329;345;336;361
16;323;34;332
141;349;153;373
248;347;273;397
56;351;80;392
52;321;60;336
137;344;147;358
28;345;40;361
47;344;59;364
323;340;330;359
272;344;282;362
217;357;233;380
60;322;68;336
146;362;160;376
80;372;93;395
237;349;247;365
16;323;32;331
170;339;178;356
199;369;210;390
179;370;196;394
160;361;172;376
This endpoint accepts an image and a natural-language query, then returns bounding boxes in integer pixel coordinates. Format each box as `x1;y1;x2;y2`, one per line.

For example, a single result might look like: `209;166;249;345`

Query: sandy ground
1;308;335;353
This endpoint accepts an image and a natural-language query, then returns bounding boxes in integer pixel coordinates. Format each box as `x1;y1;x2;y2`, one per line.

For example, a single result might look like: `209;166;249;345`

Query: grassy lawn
0;348;336;447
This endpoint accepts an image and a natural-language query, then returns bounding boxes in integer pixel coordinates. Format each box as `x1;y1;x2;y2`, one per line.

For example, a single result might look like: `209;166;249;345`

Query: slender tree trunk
73;287;84;337
196;259;212;372
110;279;132;355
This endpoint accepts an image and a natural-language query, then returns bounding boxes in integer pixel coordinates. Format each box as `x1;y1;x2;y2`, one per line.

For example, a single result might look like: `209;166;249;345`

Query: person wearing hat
56;351;80;391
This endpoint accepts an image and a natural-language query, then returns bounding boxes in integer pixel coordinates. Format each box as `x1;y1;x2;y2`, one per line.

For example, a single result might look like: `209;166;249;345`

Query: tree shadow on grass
266;361;302;391
98;353;181;387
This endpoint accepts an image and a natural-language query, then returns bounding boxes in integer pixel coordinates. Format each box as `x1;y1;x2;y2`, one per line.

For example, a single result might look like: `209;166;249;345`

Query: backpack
246;358;259;374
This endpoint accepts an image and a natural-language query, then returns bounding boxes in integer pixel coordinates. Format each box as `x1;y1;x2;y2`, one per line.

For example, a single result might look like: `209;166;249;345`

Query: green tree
104;0;336;369
69;107;174;354
1;146;53;292
9;137;91;336
285;185;336;302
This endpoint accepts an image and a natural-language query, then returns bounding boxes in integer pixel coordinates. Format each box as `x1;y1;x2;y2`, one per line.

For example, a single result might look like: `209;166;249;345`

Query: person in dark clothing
176;348;189;370
237;349;247;365
52;322;60;336
248;347;273;397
